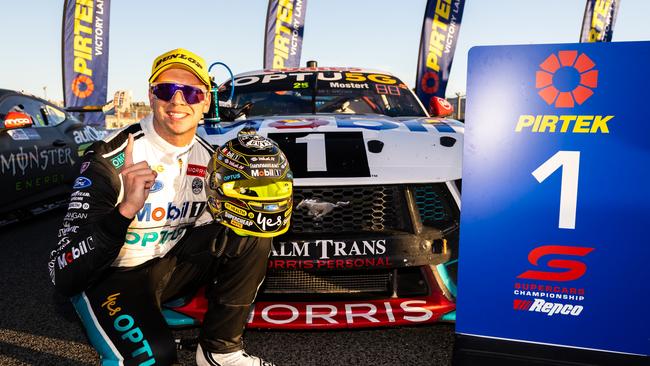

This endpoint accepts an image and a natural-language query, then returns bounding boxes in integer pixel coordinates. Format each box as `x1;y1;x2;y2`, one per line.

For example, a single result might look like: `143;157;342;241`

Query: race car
163;67;462;329
0;89;107;226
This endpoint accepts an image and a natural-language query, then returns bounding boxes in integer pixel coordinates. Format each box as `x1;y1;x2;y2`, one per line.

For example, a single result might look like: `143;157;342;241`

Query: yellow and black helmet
205;128;293;237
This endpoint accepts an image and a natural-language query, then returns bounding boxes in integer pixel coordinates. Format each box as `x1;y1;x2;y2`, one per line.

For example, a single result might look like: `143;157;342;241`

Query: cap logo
155;53;203;69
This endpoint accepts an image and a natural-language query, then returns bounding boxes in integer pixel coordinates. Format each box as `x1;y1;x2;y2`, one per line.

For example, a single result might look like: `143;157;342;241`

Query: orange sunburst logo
536;51;598;108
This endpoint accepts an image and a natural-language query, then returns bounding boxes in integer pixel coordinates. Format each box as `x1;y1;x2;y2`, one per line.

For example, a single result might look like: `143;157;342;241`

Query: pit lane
0;210;454;365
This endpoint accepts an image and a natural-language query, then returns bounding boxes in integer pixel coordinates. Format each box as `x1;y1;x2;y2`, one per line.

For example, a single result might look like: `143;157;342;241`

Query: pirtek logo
536;51;598;108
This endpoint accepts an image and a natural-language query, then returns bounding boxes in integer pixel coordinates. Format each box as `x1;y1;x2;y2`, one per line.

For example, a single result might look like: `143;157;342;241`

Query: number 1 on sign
532;151;580;229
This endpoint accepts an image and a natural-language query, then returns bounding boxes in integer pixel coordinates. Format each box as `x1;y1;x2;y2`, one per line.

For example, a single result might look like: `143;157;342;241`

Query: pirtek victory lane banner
457;42;649;357
62;0;111;126
416;0;465;108
580;0;620;42
264;0;308;69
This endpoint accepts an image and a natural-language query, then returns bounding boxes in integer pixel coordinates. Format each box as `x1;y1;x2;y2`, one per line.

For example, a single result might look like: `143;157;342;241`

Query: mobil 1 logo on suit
457;42;650;356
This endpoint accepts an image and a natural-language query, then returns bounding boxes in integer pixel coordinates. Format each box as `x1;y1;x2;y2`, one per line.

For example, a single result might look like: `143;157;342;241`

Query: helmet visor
221;179;292;201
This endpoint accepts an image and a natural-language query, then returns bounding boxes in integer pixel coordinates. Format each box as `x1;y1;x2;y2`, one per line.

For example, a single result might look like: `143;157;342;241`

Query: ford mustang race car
0;89;107;226
164;67;462;329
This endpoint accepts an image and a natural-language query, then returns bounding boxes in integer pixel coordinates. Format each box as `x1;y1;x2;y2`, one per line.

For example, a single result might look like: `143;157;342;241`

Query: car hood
197;114;463;186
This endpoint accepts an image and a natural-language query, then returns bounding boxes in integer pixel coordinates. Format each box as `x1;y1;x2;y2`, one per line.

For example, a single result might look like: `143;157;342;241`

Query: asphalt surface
0;210;454;366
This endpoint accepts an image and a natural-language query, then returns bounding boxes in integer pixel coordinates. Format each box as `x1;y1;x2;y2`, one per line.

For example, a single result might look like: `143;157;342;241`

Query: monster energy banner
416;0;465;113
62;0;111;126
580;0;620;42
263;0;308;69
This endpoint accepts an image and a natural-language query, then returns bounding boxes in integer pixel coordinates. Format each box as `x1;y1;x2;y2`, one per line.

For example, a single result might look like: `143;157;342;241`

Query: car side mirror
1;111;33;130
428;96;454;118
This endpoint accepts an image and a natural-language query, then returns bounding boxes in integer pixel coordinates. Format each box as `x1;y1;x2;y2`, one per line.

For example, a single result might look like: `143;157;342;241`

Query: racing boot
196;344;277;366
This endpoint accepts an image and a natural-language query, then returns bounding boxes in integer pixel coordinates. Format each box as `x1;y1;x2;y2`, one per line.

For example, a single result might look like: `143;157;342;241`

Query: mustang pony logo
297;198;350;221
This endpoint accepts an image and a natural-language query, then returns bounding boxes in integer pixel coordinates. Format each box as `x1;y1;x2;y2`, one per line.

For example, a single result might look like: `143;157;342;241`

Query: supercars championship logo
513;245;594;317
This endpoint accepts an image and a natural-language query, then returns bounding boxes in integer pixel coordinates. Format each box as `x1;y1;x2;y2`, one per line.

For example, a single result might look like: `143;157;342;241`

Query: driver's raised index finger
124;134;134;168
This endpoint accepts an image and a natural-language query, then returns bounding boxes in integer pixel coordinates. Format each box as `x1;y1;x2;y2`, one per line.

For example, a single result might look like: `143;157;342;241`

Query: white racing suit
48;116;271;365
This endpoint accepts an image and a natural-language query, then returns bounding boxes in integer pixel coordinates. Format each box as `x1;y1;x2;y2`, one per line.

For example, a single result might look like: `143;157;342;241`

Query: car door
0;94;76;212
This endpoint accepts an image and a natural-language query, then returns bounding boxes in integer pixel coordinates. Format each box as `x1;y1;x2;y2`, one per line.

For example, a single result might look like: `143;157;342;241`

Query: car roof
0;88;41;100
232;67;396;79
0;88;18;97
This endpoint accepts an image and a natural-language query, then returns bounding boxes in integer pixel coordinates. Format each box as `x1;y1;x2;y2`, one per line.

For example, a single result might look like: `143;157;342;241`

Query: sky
1;0;649;102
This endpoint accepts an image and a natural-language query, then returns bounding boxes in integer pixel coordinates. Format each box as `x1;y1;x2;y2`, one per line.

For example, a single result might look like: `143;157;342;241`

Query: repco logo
514;298;583;317
536;50;598;108
518;245;594;282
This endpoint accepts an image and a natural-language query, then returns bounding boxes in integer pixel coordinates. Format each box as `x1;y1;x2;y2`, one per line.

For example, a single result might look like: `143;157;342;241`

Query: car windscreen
218;71;427;118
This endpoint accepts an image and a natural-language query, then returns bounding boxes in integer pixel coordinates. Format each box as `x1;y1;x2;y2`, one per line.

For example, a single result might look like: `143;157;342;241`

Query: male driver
48;48;276;366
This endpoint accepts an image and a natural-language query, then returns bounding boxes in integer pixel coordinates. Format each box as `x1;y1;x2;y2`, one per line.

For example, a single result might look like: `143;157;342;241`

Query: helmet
205;128;293;237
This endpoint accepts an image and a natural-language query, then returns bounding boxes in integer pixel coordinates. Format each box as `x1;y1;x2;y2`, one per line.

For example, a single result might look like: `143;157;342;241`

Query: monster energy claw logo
1;146;74;176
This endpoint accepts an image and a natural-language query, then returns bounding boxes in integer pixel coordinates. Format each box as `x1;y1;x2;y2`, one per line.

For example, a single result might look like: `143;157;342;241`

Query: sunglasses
150;83;206;104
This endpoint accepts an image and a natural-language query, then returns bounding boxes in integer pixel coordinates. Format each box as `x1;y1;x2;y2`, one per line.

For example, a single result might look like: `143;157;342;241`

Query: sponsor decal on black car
15;173;65;192
0;146;74;176
73;126;105;144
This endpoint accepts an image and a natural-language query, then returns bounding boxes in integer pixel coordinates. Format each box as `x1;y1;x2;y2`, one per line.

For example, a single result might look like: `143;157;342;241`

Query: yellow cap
149;48;211;87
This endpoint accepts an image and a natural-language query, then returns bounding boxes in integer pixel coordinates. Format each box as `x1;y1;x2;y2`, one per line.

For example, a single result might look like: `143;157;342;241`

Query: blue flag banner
457;42;650;359
263;0;308;69
580;0;620;42
415;0;465;112
62;0;111;126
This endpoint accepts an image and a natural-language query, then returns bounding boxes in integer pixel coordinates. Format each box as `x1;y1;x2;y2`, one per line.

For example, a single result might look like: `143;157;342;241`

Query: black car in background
0;89;107;225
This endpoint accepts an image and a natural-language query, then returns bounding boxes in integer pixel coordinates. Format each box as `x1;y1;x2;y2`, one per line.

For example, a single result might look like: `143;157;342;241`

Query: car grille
413;183;456;226
290;185;408;233
262;270;392;294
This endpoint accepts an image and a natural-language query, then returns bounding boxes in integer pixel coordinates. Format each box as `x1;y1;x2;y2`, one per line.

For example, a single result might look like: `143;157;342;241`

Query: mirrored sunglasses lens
152;84;175;101
152;84;205;104
180;85;205;104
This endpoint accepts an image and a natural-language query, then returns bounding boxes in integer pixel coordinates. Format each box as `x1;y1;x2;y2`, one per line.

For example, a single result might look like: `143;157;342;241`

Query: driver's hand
118;134;157;219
